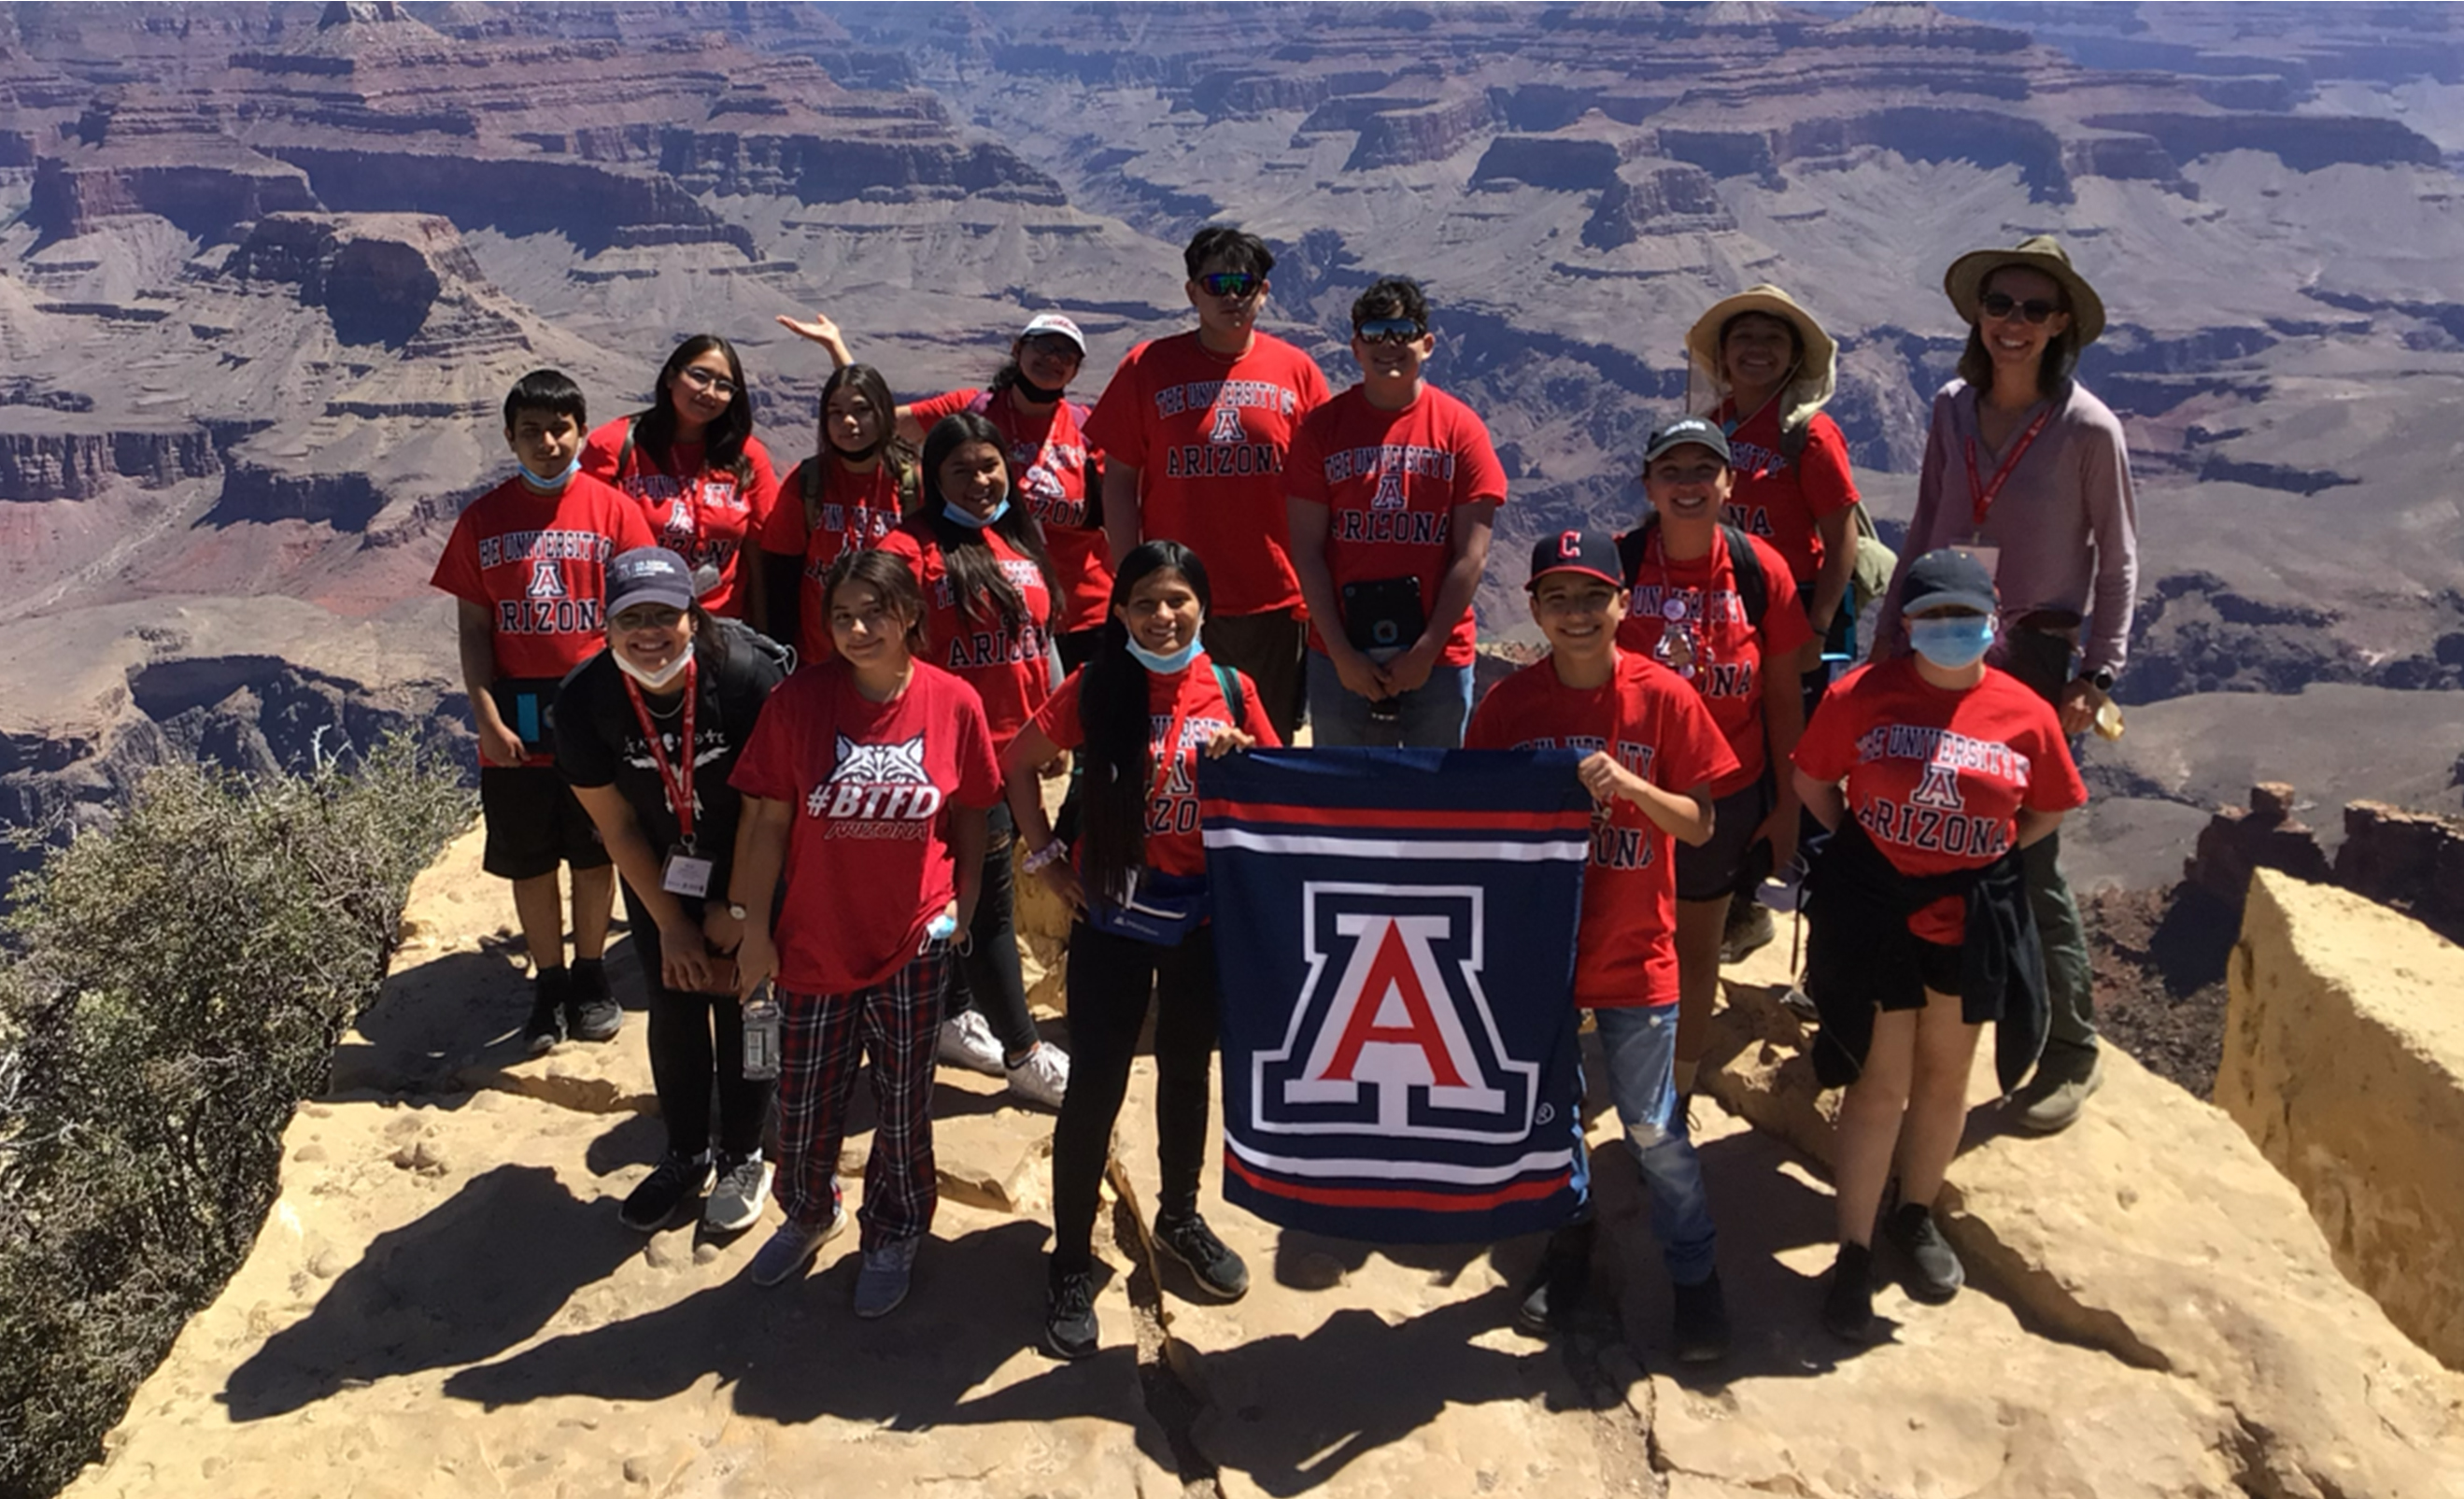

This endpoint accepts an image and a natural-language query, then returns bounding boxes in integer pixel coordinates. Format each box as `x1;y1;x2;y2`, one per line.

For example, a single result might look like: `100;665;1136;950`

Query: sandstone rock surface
2219;870;2464;1372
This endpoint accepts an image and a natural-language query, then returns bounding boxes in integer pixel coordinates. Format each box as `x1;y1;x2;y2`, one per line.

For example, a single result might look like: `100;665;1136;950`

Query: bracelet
1022;839;1070;874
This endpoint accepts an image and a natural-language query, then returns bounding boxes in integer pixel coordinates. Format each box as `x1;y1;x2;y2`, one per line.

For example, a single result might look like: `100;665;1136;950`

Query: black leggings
1050;921;1220;1274
622;883;773;1160
953;800;1040;1057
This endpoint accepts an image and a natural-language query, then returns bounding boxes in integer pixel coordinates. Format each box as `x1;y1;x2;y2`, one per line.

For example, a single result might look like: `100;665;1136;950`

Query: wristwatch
725;901;750;921
2084;667;2116;693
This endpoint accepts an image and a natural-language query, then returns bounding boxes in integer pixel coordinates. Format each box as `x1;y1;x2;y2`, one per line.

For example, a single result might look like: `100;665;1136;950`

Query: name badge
661;851;715;898
1956;541;2001;584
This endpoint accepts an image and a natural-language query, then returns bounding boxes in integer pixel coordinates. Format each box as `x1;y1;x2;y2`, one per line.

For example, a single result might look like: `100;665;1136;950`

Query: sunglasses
678;366;739;396
1021;333;1083;361
613;605;686;631
1977;291;2062;326
1354;318;1426;346
1197;272;1262;299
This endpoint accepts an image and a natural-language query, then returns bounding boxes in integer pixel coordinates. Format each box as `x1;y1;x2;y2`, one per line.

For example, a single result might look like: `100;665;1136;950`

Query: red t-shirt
1793;658;2087;943
758;458;907;668
1465;651;1738;1010
1027;656;1283;878
1718;403;1858;587
728;660;1000;994
1283;384;1507;667
1083;330;1330;617
878;522;1053;751
430;474;655;768
909;387;1112;637
579;419;780;618
1614;528;1816;797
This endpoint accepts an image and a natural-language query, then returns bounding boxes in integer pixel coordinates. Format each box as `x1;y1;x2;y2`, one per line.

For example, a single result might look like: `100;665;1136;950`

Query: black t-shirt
555;617;787;896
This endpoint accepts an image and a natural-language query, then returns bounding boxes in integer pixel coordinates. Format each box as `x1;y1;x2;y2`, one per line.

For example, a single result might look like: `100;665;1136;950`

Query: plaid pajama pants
774;939;952;1253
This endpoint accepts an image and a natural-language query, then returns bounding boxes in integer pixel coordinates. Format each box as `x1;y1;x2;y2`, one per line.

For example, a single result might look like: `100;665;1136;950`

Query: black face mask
1010;372;1068;405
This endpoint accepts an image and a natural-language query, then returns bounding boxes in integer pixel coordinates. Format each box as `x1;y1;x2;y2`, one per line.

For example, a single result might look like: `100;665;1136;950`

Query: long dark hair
821;546;929;658
917;411;1058;629
1078;542;1211;905
1956;269;2078;400
633;333;753;485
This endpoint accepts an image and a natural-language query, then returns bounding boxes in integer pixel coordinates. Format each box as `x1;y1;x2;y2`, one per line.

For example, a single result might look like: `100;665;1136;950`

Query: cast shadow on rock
440;1218;1179;1467
221;1163;637;1421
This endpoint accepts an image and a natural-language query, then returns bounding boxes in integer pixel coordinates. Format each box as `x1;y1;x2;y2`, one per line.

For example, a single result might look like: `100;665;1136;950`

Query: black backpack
1615;516;1768;629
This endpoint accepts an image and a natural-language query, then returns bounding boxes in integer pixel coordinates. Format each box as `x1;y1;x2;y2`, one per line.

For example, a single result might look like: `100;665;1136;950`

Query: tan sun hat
1942;233;2105;346
1684;284;1836;431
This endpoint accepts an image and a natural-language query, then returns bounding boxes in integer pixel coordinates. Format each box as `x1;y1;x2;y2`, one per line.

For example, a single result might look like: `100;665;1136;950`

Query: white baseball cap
1018;313;1086;353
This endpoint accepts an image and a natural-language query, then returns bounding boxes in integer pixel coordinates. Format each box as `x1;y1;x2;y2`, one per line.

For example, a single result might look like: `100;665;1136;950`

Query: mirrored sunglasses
1197;272;1262;299
1354;318;1426;346
1978;292;2060;325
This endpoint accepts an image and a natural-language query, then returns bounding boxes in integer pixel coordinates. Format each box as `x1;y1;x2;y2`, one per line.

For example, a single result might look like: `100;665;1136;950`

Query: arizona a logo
1255;883;1537;1143
1208;403;1247;445
528;559;566;600
1370;469;1407;510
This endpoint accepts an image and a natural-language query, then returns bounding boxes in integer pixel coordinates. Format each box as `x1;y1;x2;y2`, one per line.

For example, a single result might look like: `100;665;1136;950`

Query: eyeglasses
613;605;685;632
1197;272;1262;300
1021;333;1083;361
1977;292;2061;326
678;366;739;396
1354;318;1426;346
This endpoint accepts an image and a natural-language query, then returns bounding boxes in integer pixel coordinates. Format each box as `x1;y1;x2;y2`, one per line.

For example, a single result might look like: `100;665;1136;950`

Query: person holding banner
1872;235;2136;1135
1003;540;1280;1361
557;548;788;1233
880;413;1073;1108
1466;529;1740;1364
729;548;1000;1317
1793;548;2086;1340
1615;417;1816;1107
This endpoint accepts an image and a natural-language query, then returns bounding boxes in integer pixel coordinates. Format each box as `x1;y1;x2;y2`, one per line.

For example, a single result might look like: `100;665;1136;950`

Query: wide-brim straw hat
1685;284;1836;431
1942;233;2105;346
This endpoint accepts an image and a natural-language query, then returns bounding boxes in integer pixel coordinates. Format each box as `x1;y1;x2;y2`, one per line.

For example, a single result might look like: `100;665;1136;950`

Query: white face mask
614;641;693;691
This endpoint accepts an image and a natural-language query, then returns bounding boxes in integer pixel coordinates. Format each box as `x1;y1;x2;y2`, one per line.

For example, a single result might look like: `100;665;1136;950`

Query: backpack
1617;516;1768;630
1775;416;1897;626
1211;660;1246;731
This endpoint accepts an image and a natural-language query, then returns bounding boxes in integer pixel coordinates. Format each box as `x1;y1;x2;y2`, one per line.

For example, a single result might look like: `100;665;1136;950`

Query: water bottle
742;988;782;1081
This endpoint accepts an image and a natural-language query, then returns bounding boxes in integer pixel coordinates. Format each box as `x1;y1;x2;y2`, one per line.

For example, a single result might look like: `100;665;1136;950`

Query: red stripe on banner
1202;800;1591;833
1225;1153;1571;1211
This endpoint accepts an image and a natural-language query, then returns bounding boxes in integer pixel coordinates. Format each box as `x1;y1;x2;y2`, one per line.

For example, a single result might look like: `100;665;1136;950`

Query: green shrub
0;733;472;1499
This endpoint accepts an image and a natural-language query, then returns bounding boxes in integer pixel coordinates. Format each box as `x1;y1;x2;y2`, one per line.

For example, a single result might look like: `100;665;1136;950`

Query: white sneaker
704;1151;772;1234
937;1010;1007;1075
1005;1041;1069;1110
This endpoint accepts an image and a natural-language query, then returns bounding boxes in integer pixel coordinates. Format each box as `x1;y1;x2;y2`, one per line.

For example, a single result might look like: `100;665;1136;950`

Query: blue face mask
1909;615;1996;670
942;497;1011;530
1126;632;1203;674
519;452;582;491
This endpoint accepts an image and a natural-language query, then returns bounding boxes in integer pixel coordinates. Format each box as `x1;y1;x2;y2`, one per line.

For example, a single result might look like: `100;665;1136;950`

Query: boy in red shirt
1086;225;1330;741
432;370;656;1053
1466;530;1740;1364
1287;276;1506;747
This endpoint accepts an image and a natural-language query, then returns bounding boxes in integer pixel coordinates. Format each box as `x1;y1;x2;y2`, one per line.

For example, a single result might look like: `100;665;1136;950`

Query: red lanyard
1962;403;2055;530
621;658;699;845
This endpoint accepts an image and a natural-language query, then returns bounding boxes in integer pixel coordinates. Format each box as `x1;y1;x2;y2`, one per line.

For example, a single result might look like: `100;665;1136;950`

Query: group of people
428;223;2137;1355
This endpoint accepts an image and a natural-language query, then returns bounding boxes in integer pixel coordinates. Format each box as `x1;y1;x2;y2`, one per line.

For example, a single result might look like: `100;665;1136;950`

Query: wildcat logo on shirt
809;734;941;836
1254;884;1538;1143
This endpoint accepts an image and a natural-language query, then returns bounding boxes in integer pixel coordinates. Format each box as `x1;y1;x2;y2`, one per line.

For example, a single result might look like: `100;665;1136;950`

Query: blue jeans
1588;1005;1718;1287
1305;650;1473;748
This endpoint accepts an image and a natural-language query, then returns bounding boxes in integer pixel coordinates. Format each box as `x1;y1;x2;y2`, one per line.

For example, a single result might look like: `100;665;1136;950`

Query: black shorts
1676;776;1775;902
1880;939;1966;1011
480;765;611;881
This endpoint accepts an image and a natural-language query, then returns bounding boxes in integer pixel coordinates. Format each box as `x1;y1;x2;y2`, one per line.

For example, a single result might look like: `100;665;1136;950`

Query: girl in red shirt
751;362;916;667
581;334;781;620
728;548;1001;1318
1003;540;1277;1361
880;412;1072;1109
1791;548;2086;1340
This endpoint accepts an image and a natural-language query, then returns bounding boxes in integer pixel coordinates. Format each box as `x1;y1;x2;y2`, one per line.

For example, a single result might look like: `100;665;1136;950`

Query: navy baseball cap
1526;529;1624;590
606;547;698;615
1642;415;1733;467
1901;548;2000;615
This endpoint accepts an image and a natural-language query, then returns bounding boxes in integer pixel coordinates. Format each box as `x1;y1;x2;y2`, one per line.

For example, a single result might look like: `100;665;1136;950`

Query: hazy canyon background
6;0;2464;898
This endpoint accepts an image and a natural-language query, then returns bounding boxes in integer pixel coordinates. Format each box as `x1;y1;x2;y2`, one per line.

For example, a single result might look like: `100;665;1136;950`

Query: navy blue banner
1198;748;1592;1243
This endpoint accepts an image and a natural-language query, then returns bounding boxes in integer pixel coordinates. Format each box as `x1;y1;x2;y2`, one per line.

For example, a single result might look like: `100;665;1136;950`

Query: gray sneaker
747;1199;845;1288
2012;1044;2103;1134
854;1235;921;1319
704;1151;772;1234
